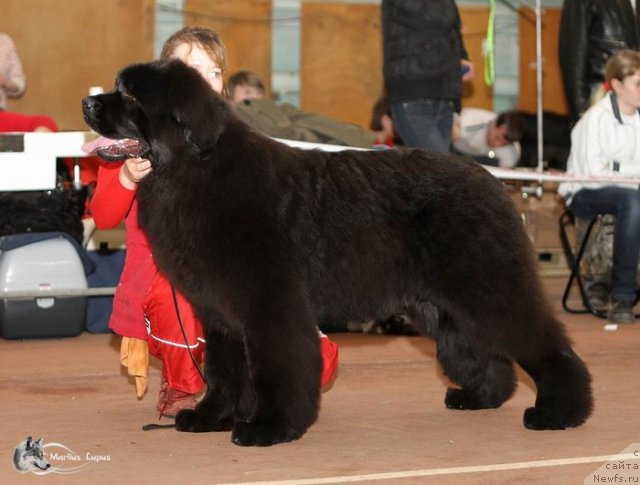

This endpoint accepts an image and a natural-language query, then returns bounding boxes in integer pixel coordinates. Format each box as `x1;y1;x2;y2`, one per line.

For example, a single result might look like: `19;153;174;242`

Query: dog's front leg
231;300;322;446
175;328;250;433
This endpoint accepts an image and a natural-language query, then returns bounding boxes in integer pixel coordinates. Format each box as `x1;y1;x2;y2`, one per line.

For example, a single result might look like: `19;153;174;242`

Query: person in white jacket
558;49;640;324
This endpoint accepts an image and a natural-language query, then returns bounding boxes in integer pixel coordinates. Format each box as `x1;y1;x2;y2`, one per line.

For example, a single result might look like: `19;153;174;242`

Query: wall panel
1;2;568;131
184;0;272;96
300;2;382;128
459;7;493;111
300;3;494;129
1;0;154;130
519;6;568;114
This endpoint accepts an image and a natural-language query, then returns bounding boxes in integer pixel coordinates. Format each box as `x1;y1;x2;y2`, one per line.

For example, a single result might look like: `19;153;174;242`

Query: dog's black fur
83;60;593;446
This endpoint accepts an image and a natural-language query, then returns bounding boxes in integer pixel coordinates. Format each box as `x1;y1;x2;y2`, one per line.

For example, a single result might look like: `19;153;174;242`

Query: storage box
0;233;88;338
86;248;124;333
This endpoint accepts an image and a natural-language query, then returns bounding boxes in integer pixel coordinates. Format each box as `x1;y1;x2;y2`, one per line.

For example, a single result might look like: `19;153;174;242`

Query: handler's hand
461;59;475;82
120;157;152;190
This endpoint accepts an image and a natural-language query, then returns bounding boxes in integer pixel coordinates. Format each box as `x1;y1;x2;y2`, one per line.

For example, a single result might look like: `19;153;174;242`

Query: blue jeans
569;187;640;303
391;99;454;153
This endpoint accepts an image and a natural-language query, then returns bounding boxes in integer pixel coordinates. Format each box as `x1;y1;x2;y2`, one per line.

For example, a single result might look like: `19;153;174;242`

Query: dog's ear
165;61;230;152
34;438;43;446
171;92;229;151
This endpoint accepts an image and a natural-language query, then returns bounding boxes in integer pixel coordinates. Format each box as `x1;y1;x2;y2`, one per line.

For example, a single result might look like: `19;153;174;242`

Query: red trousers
143;272;206;394
143;272;338;394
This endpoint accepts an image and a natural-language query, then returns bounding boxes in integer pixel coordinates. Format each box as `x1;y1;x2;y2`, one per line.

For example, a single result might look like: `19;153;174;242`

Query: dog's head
82;60;231;166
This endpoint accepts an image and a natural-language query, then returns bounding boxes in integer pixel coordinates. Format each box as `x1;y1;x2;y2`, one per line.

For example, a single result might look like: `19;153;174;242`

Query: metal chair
559;210;607;317
559;210;640;318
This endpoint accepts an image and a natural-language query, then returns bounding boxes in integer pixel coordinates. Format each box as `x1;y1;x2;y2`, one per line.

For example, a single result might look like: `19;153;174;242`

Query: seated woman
558;49;640;324
0;110;58;132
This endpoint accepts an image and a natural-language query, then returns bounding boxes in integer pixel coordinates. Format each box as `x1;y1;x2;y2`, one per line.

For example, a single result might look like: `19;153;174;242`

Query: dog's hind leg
407;303;517;410
515;316;593;430
436;312;517;410
175;327;250;433
449;296;592;429
519;349;593;430
473;292;592;429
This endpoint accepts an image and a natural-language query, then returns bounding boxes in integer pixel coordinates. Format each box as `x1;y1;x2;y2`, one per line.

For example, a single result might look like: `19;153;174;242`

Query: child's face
614;71;640;113
171;43;224;94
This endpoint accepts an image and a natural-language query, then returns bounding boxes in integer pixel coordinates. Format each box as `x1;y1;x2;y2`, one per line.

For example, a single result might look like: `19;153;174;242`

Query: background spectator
517;110;572;171
0;32;26;110
229;70;378;148
0;111;56;132
382;0;473;152
558;49;640;324
227;70;265;104
369;95;401;147
452;109;527;168
559;0;640;121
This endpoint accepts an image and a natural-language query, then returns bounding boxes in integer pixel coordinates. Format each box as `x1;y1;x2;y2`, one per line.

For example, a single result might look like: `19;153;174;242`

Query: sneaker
607;300;635;325
157;377;198;418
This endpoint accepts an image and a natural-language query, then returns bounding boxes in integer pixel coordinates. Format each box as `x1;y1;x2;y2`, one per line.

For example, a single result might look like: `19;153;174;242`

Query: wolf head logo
13;436;51;473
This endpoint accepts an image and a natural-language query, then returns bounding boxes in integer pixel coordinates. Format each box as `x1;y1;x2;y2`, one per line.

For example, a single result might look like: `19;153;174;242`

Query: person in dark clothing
517;110;573;171
559;0;640;121
382;0;473;153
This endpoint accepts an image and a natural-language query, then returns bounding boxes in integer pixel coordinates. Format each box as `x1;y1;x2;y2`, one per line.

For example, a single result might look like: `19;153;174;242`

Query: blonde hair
605;49;640;84
160;26;228;72
592;49;640;104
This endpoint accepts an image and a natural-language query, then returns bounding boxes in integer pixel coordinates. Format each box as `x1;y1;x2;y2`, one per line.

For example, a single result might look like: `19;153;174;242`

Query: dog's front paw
175;409;233;433
231;420;302;447
445;387;485;410
174;409;209;433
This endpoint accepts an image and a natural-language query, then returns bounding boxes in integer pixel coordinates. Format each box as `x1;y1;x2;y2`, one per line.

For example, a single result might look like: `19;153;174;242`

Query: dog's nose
82;96;101;116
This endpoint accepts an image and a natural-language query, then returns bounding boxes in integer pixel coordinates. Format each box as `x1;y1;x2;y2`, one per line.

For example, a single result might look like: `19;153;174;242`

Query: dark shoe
607;300;635;324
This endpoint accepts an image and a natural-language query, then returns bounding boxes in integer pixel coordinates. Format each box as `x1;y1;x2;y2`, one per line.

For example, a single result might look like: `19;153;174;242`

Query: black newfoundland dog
82;60;592;446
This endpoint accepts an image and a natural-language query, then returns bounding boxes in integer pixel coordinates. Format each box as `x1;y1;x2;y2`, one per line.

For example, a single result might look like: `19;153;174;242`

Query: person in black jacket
559;0;640;121
382;0;474;152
